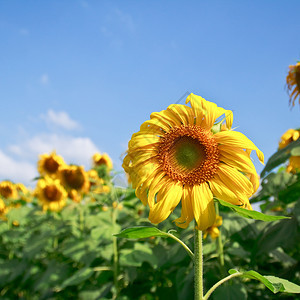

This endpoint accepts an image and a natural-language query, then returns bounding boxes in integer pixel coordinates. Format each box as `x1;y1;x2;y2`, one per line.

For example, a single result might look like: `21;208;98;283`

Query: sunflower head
35;176;67;212
287;156;300;174
279;129;300;149
59;165;90;193
123;93;263;230
38;151;66;177
0;181;18;200
286;62;300;107
203;215;222;239
0;198;8;219
92;153;113;170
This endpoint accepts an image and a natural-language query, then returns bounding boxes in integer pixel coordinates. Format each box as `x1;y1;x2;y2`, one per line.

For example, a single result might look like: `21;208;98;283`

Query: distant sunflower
0;198;7;219
68;189;81;203
278;129;300;149
123;93;263;230
92;153;113;170
38;151;66;178
35;176;67;212
286;62;300;107
203;215;222;239
59;165;90;193
15;183;31;202
0;181;18;200
287;156;300;173
87;169;110;194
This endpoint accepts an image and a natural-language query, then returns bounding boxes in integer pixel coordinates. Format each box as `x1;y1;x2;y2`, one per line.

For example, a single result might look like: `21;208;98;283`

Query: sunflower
35;176;67;211
38;151;66;178
123;93;264;230
59;165;90;193
0;198;8;220
278;129;300;149
92;153;113;170
203;215;222;239
286;62;300;107
287;156;300;173
87;169;110;194
0;181;18;200
15;183;32;202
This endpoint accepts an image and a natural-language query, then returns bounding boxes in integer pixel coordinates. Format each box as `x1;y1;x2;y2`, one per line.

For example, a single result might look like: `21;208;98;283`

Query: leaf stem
166;232;194;261
204;272;242;300
194;228;204;300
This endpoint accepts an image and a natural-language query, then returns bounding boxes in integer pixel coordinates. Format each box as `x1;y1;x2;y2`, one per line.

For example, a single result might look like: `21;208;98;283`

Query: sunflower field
0;121;299;300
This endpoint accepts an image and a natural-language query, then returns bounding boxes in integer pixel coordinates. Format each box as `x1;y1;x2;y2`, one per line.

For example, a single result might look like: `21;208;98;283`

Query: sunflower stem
112;203;119;299
194;228;204;300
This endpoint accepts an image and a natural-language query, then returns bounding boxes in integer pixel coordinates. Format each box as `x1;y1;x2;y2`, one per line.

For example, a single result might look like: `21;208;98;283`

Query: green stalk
112;206;119;299
194;228;204;300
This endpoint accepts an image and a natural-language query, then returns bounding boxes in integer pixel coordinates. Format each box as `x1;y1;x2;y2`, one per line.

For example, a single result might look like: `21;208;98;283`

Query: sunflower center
0;186;13;198
158;125;220;186
63;169;85;190
44;157;59;173
172;136;206;171
44;185;60;201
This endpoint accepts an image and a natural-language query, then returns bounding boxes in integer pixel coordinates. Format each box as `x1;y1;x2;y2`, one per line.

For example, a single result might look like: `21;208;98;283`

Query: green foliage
0;138;300;299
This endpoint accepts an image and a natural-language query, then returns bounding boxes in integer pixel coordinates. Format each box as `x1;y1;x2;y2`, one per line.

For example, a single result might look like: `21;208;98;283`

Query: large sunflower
286;62;300;107
123;93;264;230
38;151;66;178
35;176;67;212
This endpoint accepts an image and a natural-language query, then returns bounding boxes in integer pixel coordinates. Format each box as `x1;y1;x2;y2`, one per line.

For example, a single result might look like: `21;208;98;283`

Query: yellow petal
191;183;216;231
167;104;195;126
217;163;254;200
214;130;264;164
209;174;241;205
174;186;194;228
148;180;183;224
185;93;205;126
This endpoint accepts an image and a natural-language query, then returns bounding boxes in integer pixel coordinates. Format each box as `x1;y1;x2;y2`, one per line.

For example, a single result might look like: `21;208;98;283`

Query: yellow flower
278;129;300;149
123;93;263;230
287;156;300;173
38;151;66;178
203;215;222;239
92;153;113;170
0;181;18;200
87;169;110;194
59;165;90;193
35;176;67;212
68;189;82;203
286;62;300;107
15;183;32;202
0;198;8;220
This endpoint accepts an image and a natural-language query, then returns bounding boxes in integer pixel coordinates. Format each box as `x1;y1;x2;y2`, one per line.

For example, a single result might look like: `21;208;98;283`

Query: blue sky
0;1;299;186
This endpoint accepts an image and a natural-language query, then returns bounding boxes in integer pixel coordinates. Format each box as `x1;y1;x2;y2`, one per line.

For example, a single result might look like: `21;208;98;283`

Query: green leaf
261;139;300;177
229;269;300;294
114;226;169;239
60;267;94;288
216;199;289;221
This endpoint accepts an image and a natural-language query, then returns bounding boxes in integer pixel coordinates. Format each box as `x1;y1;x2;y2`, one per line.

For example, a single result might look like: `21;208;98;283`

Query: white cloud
0;150;37;185
42;109;80;131
10;133;100;169
40;73;49;85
